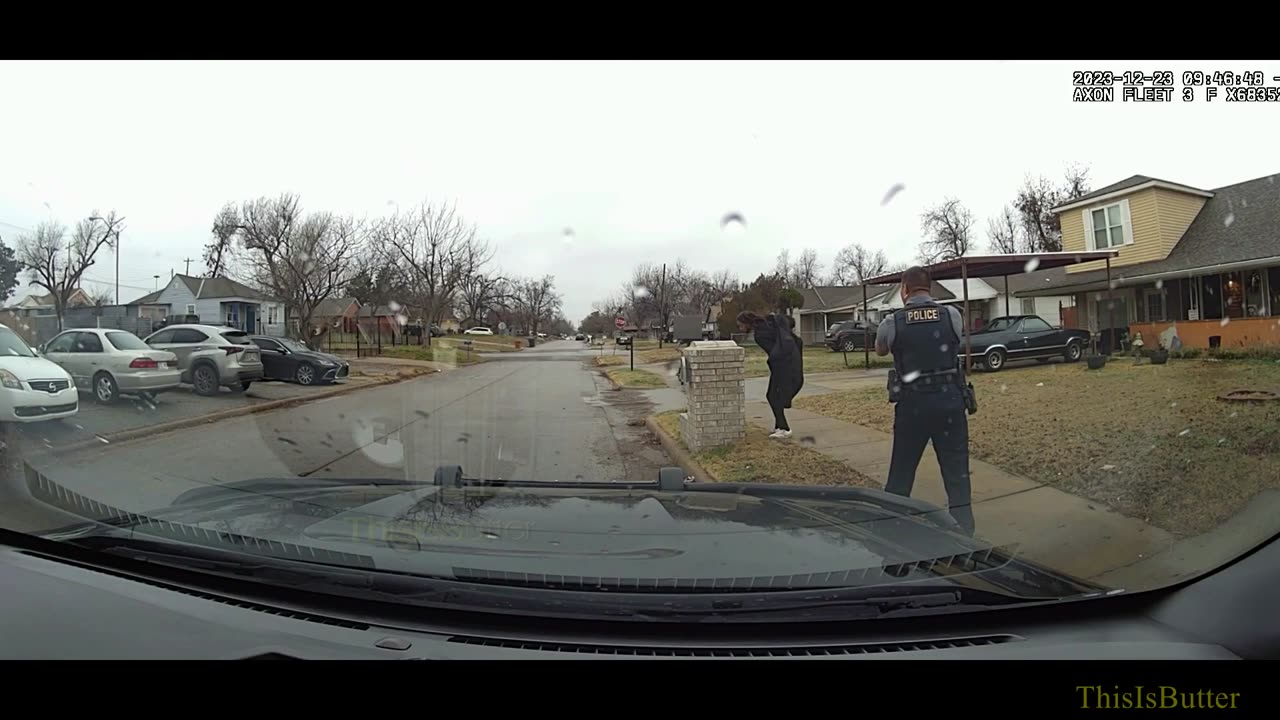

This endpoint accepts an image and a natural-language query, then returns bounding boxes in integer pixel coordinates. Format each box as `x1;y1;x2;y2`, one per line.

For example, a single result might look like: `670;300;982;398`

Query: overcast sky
2;60;1278;323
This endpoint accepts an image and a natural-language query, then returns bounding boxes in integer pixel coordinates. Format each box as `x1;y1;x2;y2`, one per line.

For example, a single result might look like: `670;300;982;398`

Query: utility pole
183;258;193;275
658;262;666;348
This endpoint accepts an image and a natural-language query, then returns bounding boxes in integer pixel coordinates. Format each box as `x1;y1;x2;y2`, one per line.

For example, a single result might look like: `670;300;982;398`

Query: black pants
769;397;790;431
884;386;974;535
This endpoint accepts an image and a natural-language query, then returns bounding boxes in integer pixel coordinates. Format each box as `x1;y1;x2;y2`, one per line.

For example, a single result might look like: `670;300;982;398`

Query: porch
221;301;261;333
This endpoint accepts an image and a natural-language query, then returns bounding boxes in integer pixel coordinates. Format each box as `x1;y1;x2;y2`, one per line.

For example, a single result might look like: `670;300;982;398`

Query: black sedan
967;315;1090;372
249;336;350;385
825;320;878;352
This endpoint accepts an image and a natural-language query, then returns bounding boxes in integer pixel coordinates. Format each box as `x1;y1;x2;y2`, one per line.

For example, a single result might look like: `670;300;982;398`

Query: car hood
290;350;344;364
37;478;1100;598
0;356;73;381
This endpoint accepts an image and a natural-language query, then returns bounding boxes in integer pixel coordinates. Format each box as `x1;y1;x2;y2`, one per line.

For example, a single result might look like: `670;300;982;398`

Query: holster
887;369;902;403
962;382;978;415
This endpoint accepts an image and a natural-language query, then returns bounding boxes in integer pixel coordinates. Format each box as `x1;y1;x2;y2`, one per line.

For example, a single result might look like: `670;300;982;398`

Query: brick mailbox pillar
679;340;746;453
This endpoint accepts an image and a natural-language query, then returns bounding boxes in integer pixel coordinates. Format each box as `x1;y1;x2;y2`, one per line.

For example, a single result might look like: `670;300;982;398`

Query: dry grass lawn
794;359;1280;536
592;355;626;367
605;368;667;388
654;410;875;487
743;346;895;378
380;345;484;365
639;347;682;364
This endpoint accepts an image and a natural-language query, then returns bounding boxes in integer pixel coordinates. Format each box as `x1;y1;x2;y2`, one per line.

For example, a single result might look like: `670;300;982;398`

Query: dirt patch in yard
653;411;875;487
794;359;1280;537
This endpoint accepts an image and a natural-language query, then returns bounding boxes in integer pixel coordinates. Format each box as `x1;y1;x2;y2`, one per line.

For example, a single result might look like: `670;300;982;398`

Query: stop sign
615;317;626;329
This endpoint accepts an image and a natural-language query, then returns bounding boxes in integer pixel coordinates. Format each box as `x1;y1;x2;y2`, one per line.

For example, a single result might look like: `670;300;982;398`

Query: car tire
295;363;317;386
983;348;1006;372
192;364;219;396
1064;341;1083;363
93;372;119;404
840;338;857;353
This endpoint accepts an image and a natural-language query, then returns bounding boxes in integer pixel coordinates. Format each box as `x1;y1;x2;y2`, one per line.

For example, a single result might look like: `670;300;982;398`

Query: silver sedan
40;328;182;404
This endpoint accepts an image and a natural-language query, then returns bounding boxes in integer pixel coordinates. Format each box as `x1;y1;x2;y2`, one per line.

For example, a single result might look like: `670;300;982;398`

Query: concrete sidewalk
747;401;1175;582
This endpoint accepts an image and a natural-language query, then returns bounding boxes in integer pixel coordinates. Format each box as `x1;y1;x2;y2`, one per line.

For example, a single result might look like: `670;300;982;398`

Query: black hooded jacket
753;314;804;409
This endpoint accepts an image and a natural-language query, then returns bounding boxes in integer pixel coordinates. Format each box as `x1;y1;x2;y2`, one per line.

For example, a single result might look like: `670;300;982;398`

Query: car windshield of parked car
3;60;1280;626
105;332;150;351
0;328;36;357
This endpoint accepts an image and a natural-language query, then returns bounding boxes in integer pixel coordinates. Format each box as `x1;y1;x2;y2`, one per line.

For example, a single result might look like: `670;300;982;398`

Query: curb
58;370;431;454
645;415;713;483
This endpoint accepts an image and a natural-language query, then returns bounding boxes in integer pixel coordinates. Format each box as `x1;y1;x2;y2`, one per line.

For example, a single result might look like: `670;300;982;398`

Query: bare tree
513;275;561;337
376;201;477;345
828;242;889;285
632;260;691;345
204;203;239;277
682;268;739;324
919;198;974;264
1013;165;1091;253
986;205;1023;254
16;212;124;330
218;194;360;347
773;248;822;289
455;238;509;328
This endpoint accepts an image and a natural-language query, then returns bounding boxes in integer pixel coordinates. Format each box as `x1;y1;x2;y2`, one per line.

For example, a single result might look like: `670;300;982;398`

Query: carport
860;251;1121;369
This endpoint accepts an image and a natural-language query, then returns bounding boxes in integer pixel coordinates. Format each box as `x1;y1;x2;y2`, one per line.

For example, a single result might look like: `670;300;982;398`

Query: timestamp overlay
1072;70;1280;103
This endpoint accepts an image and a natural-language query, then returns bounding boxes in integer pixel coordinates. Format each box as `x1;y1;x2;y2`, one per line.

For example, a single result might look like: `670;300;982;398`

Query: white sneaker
768;429;792;439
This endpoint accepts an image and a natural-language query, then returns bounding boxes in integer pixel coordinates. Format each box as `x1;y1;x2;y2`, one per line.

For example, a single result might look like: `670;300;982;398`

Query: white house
127;274;287;336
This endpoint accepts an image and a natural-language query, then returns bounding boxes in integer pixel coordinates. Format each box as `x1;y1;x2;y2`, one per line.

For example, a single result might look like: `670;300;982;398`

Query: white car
463;327;494;336
0;324;78;423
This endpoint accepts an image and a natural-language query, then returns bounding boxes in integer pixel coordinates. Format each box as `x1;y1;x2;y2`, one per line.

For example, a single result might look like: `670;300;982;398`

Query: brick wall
679;341;745;453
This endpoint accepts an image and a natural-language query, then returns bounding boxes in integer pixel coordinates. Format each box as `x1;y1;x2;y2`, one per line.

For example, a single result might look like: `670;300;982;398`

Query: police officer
874;266;974;535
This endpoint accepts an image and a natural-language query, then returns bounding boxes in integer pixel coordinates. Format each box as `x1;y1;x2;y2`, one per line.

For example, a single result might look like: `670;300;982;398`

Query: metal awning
857;250;1121;369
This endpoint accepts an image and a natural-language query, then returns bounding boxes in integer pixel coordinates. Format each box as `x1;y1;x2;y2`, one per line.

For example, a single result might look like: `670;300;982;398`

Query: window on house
1268;267;1280;317
1090;203;1126;249
1243;270;1264;318
1144;289;1166;322
1202;275;1223;319
1020;298;1036;315
268;306;279;324
185;304;196;315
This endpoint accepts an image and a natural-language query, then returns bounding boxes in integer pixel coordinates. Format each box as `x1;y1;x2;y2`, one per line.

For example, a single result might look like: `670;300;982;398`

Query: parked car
249;336;349;386
575;334;585;341
0;324;78;423
40;328;181;404
464;327;494;336
143;324;263;396
825;320;879;352
967;315;1090;372
617;334;632;346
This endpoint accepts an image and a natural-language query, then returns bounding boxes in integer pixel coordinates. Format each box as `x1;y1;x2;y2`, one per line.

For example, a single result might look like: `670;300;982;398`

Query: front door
245;305;257;334
1096;297;1129;355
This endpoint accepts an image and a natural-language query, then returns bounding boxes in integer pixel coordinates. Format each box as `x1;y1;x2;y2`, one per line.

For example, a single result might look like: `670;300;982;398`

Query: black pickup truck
967;315;1090;372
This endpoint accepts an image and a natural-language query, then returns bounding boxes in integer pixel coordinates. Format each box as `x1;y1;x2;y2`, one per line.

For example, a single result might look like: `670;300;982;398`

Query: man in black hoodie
739;311;804;439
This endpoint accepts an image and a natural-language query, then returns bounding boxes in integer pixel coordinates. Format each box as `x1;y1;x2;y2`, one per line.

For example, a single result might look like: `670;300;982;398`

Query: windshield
3;60;1278;627
0;327;36;357
105;332;150;351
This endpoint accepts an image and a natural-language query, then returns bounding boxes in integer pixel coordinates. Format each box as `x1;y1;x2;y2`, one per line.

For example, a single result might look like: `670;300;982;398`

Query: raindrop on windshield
480;531;500;540
720;212;747;235
1220;317;1230;327
881;183;905;206
1155;279;1164;290
1224;213;1236;228
395;313;408;326
940;344;949;352
1170;402;1178;408
1023;257;1040;273
999;383;1008;393
634;286;651;298
1108;279;1119;290
389;300;402;312
562;227;575;244
1241;198;1248;208
1178;428;1192;437
902;370;921;383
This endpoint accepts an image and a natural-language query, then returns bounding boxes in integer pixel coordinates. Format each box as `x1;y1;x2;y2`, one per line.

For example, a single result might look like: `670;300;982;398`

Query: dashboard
1;529;1274;659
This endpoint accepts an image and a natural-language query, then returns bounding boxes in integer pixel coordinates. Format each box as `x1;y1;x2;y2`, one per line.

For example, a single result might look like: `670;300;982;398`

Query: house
795;285;892;344
128;275;287;337
867;270;1076;331
4;288;93;317
1020;173;1280;352
311;297;362;333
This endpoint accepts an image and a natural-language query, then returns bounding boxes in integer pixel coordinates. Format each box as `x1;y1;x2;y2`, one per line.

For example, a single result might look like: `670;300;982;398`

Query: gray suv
143;324;264;396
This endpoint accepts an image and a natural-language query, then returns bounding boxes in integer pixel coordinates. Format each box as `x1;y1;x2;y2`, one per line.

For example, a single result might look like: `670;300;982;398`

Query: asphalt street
1;340;672;521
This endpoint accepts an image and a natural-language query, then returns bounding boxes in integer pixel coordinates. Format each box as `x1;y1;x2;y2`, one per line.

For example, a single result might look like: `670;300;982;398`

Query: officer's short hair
902;266;931;293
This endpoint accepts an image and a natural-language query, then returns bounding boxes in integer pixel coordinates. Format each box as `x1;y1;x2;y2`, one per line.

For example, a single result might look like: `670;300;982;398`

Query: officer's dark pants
885;384;975;535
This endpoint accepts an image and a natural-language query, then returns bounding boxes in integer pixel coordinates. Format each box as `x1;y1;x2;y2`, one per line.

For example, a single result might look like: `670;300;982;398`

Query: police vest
892;301;961;383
